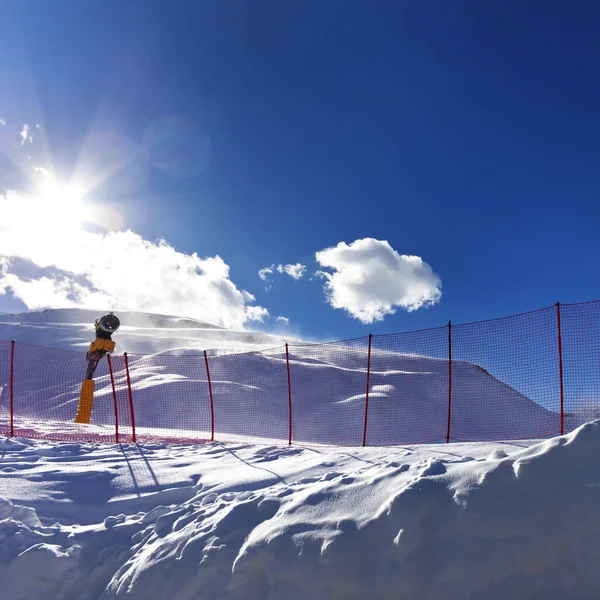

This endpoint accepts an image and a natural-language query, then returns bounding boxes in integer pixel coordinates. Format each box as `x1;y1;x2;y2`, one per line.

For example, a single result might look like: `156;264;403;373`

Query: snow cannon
74;313;121;424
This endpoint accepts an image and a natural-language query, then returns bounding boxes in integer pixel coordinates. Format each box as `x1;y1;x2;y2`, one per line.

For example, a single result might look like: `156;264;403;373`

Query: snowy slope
0;309;597;599
0;309;560;445
0;308;294;354
1;422;600;599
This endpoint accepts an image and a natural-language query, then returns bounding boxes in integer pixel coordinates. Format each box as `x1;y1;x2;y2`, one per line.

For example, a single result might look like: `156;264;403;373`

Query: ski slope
0;309;561;445
0;308;294;354
1;423;600;599
0;309;598;599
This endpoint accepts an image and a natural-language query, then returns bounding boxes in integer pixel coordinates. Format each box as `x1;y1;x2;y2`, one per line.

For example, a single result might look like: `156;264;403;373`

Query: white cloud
0;258;9;294
276;263;306;280
259;263;306;287
245;306;269;322
315;238;441;324
33;166;52;177
275;316;290;325
0;119;6;126
258;266;274;281
0;189;268;329
20;124;33;146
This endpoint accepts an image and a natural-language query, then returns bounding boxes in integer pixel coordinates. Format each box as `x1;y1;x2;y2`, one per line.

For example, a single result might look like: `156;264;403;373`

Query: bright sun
34;177;92;231
12;170;124;233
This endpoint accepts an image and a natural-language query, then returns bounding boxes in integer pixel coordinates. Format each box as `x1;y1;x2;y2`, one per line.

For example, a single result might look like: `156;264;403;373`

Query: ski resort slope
0;309;561;445
0;308;294;354
1;422;600;599
0;308;597;599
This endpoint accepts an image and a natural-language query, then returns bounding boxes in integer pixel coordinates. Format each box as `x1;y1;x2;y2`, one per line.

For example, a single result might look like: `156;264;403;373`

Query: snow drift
1;422;600;599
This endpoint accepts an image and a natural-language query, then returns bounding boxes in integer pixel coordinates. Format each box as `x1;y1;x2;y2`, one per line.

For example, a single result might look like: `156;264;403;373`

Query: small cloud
275;316;290;325
258;266;274;281
315;238;441;324
33;166;52;177
245;306;269;322
277;263;306;280
259;263;306;288
20;124;33;146
242;290;256;302
0;119;6;126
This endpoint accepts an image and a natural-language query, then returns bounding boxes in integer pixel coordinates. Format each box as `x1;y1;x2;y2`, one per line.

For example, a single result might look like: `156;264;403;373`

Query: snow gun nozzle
97;313;120;336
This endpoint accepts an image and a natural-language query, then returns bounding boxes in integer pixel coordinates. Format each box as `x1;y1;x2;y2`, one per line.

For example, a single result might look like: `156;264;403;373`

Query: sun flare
33;176;92;231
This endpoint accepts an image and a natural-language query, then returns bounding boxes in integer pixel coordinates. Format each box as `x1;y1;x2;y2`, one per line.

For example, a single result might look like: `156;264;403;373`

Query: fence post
124;353;136;443
9;340;14;437
556;303;565;435
107;354;119;444
446;321;452;444
362;334;373;447
204;351;215;442
286;344;293;446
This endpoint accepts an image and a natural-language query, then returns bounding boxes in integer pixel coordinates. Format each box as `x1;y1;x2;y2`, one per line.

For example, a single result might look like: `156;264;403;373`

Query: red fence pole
204;351;215;442
362;334;373;447
107;354;119;444
446;321;452;444
556;303;565;435
9;340;14;437
286;343;293;446
124;353;136;443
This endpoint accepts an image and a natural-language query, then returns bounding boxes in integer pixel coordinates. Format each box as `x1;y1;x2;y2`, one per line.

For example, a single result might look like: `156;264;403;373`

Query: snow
0;308;296;354
0;423;600;599
0;307;598;598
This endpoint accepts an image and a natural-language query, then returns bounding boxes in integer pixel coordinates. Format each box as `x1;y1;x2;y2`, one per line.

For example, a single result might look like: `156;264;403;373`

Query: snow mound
0;422;599;598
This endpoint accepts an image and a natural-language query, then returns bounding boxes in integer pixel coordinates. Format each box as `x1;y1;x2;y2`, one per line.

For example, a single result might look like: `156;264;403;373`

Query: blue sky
1;1;599;341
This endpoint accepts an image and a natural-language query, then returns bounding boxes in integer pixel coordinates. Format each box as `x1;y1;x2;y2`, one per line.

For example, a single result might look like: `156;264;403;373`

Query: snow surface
1;423;600;599
0;308;599;598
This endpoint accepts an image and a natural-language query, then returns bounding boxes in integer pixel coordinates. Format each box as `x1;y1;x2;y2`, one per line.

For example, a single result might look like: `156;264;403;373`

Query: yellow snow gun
74;313;120;424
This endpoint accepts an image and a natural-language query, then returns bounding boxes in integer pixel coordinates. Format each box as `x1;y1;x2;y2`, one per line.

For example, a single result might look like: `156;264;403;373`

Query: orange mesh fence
106;353;135;444
288;337;370;446
0;340;11;435
370;327;449;445
7;342;117;442
450;306;560;441
561;301;600;433
0;301;599;446
122;352;213;444
209;346;290;443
